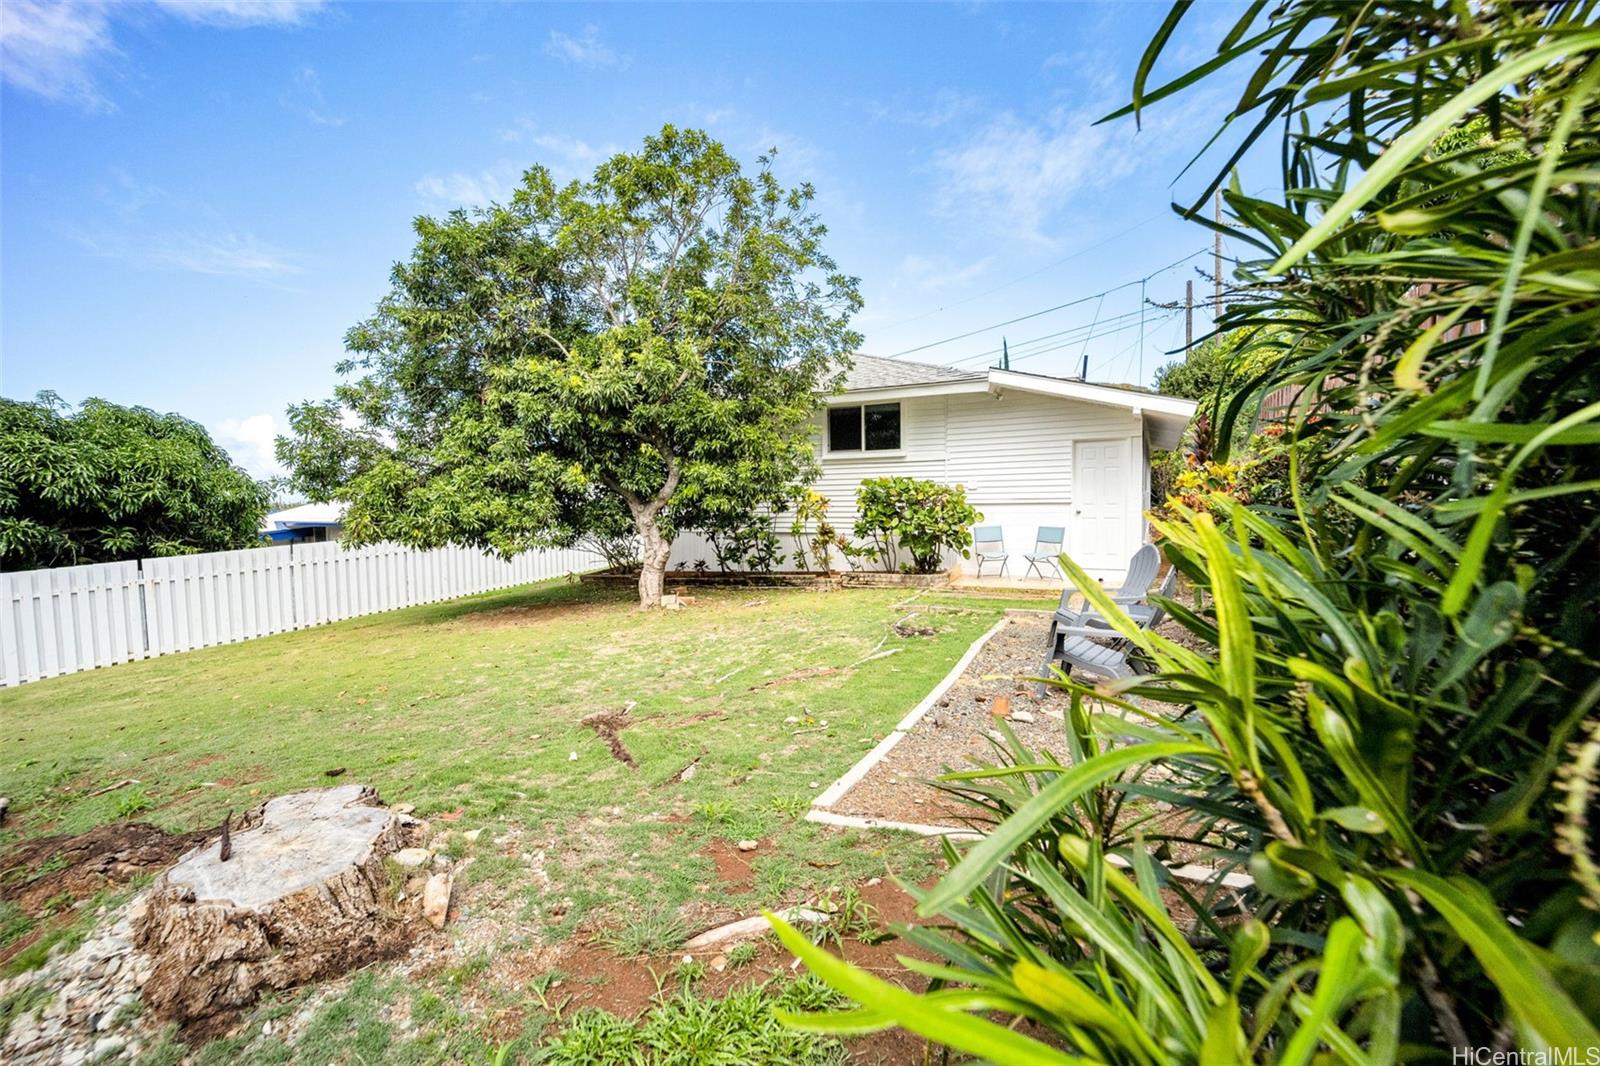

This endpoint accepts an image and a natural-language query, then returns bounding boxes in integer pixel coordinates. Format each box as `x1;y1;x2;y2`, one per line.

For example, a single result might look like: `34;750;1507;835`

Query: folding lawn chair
1023;526;1066;579
972;525;1009;577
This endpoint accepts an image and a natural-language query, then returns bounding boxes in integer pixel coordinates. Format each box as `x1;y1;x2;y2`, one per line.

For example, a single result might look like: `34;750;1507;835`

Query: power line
868;210;1172;335
945;305;1162;368
880;248;1207;360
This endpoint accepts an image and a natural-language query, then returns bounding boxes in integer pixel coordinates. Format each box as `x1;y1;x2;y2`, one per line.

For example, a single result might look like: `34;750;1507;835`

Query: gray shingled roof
840;354;983;392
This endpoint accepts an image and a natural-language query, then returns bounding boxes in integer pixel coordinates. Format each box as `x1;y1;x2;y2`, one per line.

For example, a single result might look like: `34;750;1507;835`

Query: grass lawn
1;580;1036;1061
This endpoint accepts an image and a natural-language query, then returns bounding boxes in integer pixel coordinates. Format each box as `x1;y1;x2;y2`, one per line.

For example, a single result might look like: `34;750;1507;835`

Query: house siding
667;388;1149;579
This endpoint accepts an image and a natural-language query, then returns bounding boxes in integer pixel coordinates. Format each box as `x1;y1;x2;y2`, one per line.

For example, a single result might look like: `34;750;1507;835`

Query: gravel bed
830;612;1206;832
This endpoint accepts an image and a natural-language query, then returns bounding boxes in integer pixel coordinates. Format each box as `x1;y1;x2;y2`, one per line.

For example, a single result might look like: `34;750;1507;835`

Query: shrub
852;477;979;574
774;2;1600;1060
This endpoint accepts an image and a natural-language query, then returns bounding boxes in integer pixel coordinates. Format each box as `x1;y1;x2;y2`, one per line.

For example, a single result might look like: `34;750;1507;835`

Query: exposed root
581;704;639;769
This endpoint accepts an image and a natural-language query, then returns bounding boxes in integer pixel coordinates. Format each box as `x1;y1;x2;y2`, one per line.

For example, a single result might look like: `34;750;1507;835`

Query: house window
828;403;901;452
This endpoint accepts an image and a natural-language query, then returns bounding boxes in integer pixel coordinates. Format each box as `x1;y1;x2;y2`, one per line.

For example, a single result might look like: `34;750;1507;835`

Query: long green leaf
918;742;1213;916
1270;31;1600;272
1383;871;1600;1049
765;912;1084;1065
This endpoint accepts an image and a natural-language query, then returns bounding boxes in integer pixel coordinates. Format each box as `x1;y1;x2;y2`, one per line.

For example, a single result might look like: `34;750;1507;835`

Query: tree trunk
636;513;673;609
132;784;421;1030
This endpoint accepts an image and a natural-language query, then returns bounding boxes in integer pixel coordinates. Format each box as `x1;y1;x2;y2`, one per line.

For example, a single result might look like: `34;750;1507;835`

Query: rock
568;752;578;762
736;839;758;852
865;877;882;887
990;695;1011;719
462;829;482;843
92;1036;125;1058
986;729;1006;744
391;847;432;868
1010;710;1036;724
132;785;416;1030
422;871;453;929
783;716;801;725
392;803;416;815
710;954;728;973
679;763;697;782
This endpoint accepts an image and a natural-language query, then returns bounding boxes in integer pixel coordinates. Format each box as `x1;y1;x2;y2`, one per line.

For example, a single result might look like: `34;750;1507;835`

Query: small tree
277;126;860;608
0;393;269;570
853;477;980;574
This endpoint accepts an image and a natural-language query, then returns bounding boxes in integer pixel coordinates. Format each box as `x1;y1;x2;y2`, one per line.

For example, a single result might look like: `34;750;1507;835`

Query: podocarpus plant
772;2;1600;1059
852;477;980;574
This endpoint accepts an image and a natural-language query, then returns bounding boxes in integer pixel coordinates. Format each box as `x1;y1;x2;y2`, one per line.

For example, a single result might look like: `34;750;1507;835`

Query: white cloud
73;224;302;278
498;122;613;174
897;253;996;294
0;0;116;110
933;105;1141;243
415;165;520;209
544;25;625;69
869;89;980;130
281;65;344;126
0;0;325;111
151;1;324;27
213;413;287;479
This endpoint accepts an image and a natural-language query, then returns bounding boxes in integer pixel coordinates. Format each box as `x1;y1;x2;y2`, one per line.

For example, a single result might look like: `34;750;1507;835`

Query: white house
260;501;346;544
671;355;1197;581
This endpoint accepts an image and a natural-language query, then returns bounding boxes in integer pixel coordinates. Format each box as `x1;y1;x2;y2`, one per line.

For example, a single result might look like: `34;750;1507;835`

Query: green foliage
777;1;1600;1059
277;125;861;607
544;977;848;1066
0;393;268;570
112;787;154;819
788;488;838;572
852;477;980;574
1151;327;1269;401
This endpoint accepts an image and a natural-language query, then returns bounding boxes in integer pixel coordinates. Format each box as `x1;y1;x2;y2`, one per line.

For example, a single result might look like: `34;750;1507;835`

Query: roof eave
985;368;1198;418
824;378;990;404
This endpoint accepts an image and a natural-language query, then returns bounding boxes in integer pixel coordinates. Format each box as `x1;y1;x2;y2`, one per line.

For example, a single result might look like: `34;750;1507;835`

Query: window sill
824;450;907;461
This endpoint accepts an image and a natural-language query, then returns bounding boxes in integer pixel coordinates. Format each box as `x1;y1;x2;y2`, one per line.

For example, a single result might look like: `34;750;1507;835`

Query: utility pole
1185;280;1194;349
1213;189;1224;319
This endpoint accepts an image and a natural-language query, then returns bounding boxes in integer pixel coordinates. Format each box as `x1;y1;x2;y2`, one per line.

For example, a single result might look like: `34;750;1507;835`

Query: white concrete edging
811;617;1010;811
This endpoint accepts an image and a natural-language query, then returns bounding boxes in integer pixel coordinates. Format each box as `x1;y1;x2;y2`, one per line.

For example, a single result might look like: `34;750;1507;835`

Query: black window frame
827;402;902;453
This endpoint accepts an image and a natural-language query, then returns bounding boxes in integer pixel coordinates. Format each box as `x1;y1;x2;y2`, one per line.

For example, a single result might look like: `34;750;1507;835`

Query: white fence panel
0;542;602;687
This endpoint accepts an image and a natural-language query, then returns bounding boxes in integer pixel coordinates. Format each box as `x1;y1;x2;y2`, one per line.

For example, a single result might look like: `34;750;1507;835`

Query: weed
113;788;154;818
0;902;34;949
810;884;881;947
543;978;848;1065
674;958;707;987
768;795;810;819
726;940;761;968
694;799;735;824
596;907;688;957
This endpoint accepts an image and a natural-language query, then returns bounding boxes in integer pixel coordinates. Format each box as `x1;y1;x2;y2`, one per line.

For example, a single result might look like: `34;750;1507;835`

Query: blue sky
0;1;1262;478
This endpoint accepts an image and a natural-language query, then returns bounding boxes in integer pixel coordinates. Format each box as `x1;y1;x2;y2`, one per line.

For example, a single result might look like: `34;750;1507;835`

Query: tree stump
131;784;418;1029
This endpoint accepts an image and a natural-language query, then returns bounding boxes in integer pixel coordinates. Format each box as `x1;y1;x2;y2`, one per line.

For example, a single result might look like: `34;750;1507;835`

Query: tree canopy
278;125;860;607
0;393;270;571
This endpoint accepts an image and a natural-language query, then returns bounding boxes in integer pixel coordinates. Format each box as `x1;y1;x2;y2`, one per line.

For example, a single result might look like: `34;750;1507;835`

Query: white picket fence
0;541;603;687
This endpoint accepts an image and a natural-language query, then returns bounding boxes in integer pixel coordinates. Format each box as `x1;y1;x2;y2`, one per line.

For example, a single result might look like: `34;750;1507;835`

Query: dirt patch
698;838;759;892
1;821;209;916
580;705;638;769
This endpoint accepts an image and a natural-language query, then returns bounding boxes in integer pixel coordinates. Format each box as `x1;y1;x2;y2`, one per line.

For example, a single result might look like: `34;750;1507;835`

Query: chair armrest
1054;624;1131;639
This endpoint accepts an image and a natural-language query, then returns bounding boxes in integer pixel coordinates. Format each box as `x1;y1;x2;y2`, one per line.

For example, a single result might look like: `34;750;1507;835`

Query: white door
1071;439;1129;572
